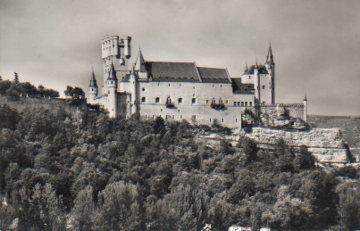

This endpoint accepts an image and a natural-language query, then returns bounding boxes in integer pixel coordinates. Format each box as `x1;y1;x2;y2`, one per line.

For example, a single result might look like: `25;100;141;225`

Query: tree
336;182;360;230
71;186;95;230
238;136;258;162
153;116;166;135
293;146;315;171
13;72;19;84
95;181;143;230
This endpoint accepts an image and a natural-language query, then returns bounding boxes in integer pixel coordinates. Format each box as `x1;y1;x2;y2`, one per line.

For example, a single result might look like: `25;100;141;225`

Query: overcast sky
1;0;359;115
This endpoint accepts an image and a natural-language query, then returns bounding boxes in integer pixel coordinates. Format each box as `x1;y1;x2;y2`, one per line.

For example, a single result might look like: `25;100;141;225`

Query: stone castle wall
260;103;305;120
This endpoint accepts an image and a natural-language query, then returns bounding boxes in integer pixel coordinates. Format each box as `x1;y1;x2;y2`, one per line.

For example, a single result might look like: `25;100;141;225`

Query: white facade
88;35;280;128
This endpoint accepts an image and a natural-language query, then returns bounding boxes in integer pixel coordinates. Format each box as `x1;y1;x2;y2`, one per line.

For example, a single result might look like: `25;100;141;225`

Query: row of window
142;84;225;89
143;114;240;123
140;96;253;106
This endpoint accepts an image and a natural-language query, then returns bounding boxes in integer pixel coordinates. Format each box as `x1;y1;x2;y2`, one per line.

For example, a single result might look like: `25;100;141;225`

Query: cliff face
243;127;349;164
198;127;350;164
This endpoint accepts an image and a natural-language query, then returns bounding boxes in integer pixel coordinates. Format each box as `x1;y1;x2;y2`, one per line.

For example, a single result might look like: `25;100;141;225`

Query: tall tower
107;63;118;118
101;35;132;94
265;43;275;105
88;68;98;104
253;61;261;105
303;94;308;122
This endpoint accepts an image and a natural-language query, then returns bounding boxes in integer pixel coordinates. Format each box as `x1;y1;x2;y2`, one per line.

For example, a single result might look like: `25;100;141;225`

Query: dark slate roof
145;61;201;82
244;65;269;75
231;78;254;94
197;67;231;83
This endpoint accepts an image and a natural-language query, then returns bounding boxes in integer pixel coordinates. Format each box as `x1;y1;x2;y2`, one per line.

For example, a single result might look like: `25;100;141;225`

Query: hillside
0;96;359;230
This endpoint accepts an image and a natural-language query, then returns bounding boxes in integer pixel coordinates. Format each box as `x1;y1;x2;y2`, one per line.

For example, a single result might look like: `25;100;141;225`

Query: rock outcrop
243;127;349;164
198;127;350;164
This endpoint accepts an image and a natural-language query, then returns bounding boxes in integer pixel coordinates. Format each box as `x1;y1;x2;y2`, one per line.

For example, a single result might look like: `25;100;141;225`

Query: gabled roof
145;61;201;82
197;67;231;83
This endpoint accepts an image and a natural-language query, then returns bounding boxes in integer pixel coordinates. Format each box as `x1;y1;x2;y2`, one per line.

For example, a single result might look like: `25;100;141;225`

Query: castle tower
101;35;132;95
129;66;139;116
265;43;275;104
107;63;118;118
253;60;261;105
88;68;98;104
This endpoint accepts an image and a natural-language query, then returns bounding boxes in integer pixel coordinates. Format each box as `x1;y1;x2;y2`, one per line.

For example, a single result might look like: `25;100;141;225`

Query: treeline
0;103;359;230
0;73;59;100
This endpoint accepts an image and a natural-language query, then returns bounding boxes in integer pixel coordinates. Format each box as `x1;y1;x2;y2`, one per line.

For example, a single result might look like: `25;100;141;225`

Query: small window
210;118;212;122
155;97;160;103
221;118;224;122
141;97;146;103
180;115;182;119
206;100;209;104
245;102;248;106
233;102;237;106
241;102;244;106
192;98;196;104
212;84;214;88
236;118;238;123
248;76;251;79
142;88;145;91
168;83;171;87
249;102;252;106
193;86;195;89
262;85;265;89
178;98;183;104
225;100;229;104
220;84;222;87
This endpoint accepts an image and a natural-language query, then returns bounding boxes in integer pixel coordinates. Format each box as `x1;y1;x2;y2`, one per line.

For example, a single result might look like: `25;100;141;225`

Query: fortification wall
260;103;304;120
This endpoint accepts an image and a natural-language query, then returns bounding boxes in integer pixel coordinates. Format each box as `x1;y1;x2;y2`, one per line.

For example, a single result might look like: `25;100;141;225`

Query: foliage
0;93;358;230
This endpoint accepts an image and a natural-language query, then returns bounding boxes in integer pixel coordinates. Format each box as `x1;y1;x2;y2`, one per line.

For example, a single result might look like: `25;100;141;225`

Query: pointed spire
134;47;146;72
266;42;274;65
89;67;97;87
107;62;117;80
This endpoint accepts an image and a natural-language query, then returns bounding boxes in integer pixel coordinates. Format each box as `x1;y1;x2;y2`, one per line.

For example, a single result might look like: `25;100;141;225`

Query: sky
0;0;359;116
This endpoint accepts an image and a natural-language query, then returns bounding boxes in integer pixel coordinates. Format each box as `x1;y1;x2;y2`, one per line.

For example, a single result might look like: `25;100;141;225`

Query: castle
87;35;307;128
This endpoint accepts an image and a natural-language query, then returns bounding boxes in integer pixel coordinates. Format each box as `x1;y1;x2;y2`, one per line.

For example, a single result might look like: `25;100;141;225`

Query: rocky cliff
243;127;349;164
198;127;350;164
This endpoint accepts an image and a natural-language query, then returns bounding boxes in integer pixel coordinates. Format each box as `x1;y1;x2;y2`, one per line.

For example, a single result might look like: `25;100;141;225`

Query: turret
253;62;260;105
88;68;98;104
265;43;275;104
107;63;117;118
303;94;308;122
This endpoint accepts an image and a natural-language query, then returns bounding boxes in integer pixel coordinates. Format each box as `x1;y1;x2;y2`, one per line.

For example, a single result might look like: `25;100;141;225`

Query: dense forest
0;77;359;230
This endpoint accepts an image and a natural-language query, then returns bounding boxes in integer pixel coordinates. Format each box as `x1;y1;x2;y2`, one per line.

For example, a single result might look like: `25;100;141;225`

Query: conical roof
107;63;117;80
266;43;274;65
89;68;97;87
134;48;147;72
